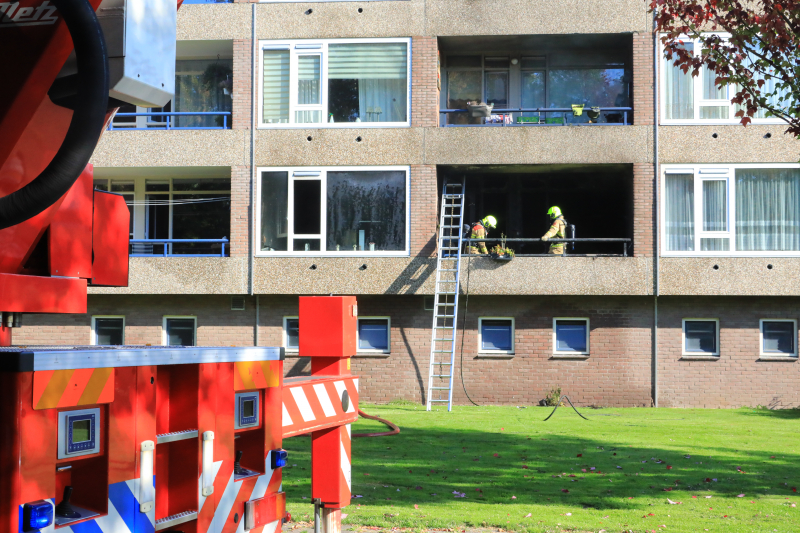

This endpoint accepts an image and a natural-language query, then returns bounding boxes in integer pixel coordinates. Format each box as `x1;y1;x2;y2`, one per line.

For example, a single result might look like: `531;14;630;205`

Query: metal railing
129;238;229;257
440;107;632;127
462;237;632;257
108;112;232;130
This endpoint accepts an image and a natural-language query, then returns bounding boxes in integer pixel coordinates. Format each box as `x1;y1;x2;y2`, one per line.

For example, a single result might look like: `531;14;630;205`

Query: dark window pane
447;55;482;68
293;239;320;251
446;70;482;124
172;178;231;192
294;180;321;235
547;69;631;123
484;57;510;69
111;181;134;193
93;179;109;191
95;318;124;345
286;318;299;349
485;71;508;107
763;321;795;354
113;104;137;125
521;56;546;69
684;321;717;353
171;194;231;255
358;319;389;350
261;172;288;251
555;320;588;352
326;171;406;252
481;319;512;351
167;318;195;346
174;59;233;128
521;71;545;111
328;79;359;123
145;181;169;192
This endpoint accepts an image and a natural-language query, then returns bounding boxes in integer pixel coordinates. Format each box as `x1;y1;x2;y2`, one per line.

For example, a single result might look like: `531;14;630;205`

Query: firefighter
541;206;567;255
468;215;496;254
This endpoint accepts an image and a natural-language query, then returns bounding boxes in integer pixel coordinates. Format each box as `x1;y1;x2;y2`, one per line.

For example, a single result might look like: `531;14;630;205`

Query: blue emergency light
22;500;53;531
271;449;288;470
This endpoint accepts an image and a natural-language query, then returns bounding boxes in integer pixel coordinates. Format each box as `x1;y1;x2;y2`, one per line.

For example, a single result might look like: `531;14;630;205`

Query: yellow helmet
547;206;562;219
482;215;497;229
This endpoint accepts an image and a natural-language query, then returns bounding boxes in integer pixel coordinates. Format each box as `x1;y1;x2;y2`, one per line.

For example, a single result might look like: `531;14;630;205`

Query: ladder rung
429;399;450;402
432;350;453;353
439;269;458;272
432;362;452;365
431;387;450;390
434;339;454;342
432;375;451;378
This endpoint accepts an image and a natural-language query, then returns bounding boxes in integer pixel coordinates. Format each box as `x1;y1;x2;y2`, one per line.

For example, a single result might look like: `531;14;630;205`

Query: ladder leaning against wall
426;178;466;411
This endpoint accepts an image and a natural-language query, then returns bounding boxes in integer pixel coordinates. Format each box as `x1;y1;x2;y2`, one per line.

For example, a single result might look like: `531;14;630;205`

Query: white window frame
356;316;391;354
661;163;800;257
759;319;798;358
552;317;590;356
283;316;299;354
660;34;785;125
681;318;720;357
255;165;410;257
90;315;125;346
162;316;197;347
258;38;412;129
478;317;515;355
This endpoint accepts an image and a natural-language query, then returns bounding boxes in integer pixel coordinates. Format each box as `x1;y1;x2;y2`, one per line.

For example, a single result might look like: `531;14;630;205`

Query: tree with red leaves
650;0;799;135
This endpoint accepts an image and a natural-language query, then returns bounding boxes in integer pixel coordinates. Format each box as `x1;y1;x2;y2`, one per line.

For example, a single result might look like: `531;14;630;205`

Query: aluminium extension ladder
426;179;466;411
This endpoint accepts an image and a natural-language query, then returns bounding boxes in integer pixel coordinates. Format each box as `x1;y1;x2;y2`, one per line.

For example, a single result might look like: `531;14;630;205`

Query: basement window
357;317;390;353
163;316;197;347
478;318;514;355
258;166;409;256
682;319;719;356
91;316;125;346
553;318;589;355
760;319;797;357
284;316;299;353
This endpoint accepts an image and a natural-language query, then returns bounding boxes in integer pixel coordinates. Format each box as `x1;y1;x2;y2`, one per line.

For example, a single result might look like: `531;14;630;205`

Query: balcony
110;40;233;131
130;238;229;257
438;34;633;128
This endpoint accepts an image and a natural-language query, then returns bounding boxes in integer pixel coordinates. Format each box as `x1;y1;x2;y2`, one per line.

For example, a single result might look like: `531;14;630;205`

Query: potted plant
489;235;514;262
466;101;494;118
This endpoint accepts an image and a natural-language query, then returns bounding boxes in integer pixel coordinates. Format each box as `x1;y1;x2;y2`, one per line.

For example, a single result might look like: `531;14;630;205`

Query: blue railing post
108;111;232;131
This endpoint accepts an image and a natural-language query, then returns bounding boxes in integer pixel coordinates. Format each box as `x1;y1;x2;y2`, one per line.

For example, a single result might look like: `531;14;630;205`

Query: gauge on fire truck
57;408;100;459
234;392;260;429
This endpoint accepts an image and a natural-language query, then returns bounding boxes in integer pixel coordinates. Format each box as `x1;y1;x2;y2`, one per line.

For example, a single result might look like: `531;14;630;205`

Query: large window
163;317;197;346
260;39;410;127
553;318;590;355
95;175;231;256
478;318;514;354
662;165;800;255
257;166;409;256
682;319;719;356
661;35;787;124
91;316;125;345
760;319;797;357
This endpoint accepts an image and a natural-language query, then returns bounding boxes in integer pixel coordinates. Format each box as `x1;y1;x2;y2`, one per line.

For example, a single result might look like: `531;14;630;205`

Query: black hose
0;0;108;230
543;395;589;421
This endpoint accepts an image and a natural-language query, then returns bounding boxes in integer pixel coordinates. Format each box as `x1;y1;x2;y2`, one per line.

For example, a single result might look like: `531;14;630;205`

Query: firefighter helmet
482;215;497;229
547;206;562;219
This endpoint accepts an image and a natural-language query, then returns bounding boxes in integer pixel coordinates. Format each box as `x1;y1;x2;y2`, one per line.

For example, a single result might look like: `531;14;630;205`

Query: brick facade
232;38;253;130
657;297;800;408
633;163;654;258
632;32;655;126
410;36;439;128
230;165;251;257
410;165;438;256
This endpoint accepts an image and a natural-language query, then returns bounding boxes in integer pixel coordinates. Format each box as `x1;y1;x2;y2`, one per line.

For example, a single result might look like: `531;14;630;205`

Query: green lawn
281;404;800;533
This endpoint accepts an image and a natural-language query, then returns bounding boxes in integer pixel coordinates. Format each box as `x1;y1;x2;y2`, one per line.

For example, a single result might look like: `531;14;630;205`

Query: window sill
550;353;590;359
476;352;514;359
680;355;719;360
758;355;798;361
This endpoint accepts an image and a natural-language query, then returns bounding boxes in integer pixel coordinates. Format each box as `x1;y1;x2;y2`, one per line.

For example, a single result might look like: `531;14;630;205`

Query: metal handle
139;440;155;513
202;431;215;497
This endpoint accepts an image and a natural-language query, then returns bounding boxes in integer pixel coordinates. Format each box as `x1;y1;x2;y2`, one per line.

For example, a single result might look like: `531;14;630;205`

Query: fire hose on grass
353;409;400;437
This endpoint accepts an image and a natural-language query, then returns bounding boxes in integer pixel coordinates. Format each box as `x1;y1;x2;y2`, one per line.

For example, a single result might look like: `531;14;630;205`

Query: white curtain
664;43;694;119
263;50;290;123
735;168;800;251
296;55;321;123
703;180;727;231
665;174;695;251
357;79;407;123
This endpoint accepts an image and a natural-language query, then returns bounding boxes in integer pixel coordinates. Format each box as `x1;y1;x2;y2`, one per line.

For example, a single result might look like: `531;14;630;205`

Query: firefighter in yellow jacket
468;215;496;254
541;206;566;255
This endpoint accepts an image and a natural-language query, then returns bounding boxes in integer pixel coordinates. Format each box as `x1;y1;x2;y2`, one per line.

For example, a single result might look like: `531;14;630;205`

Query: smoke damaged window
259;39;410;127
164;317;196;346
92;317;124;346
258;167;408;255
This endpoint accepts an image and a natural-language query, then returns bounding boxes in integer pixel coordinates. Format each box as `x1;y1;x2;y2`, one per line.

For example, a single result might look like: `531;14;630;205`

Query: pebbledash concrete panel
91;130;249;167
88;257;248;295
255;0;425;40
425;126;653;165
177;3;253;40
659;258;800;296
254;128;425;167
252;257;652;296
425;0;650;36
659;125;800;163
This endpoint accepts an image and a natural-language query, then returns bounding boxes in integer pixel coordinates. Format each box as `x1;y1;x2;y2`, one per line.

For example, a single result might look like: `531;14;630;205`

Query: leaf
667;498;681;504
524;513;532;518
737;494;745;497
666;465;673;470
511;496;516;499
561;489;569;493
493;453;500;457
414;504;419;509
577;453;583;457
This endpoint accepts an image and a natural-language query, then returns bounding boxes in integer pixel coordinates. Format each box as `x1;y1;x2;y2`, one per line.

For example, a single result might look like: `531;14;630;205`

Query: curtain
173;59;233;128
296;55;321;124
735;168;800;251
263;50;290;123
665;174;695;251
664;43;694;119
357;79;407;123
702;180;727;231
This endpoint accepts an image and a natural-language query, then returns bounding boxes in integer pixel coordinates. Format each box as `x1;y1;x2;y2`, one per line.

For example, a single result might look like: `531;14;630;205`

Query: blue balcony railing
129;238;229;257
108;112;232;130
440;107;632;126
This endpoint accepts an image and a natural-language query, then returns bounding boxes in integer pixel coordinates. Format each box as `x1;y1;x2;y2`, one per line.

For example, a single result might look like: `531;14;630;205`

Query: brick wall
232;38;253;130
410;36;439;128
658;297;800;408
632;32;655;126
633;163;654;258
410;165;438;256
14;295;257;346
230;165;251;257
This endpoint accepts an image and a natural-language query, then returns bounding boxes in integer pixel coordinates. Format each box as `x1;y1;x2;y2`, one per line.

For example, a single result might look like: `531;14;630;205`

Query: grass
281;404;800;532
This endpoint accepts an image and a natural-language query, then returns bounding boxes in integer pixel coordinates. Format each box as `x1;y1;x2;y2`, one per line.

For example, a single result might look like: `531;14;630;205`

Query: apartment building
15;0;800;409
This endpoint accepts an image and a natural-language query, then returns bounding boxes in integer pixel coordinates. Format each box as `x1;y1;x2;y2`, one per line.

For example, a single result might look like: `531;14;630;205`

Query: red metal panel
246;492;286;529
0;372;24;532
92;189;130;287
49;166;93;278
0;272;86;313
312;425;350;508
18;372;58;507
108;367;137;485
299;297;357;359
